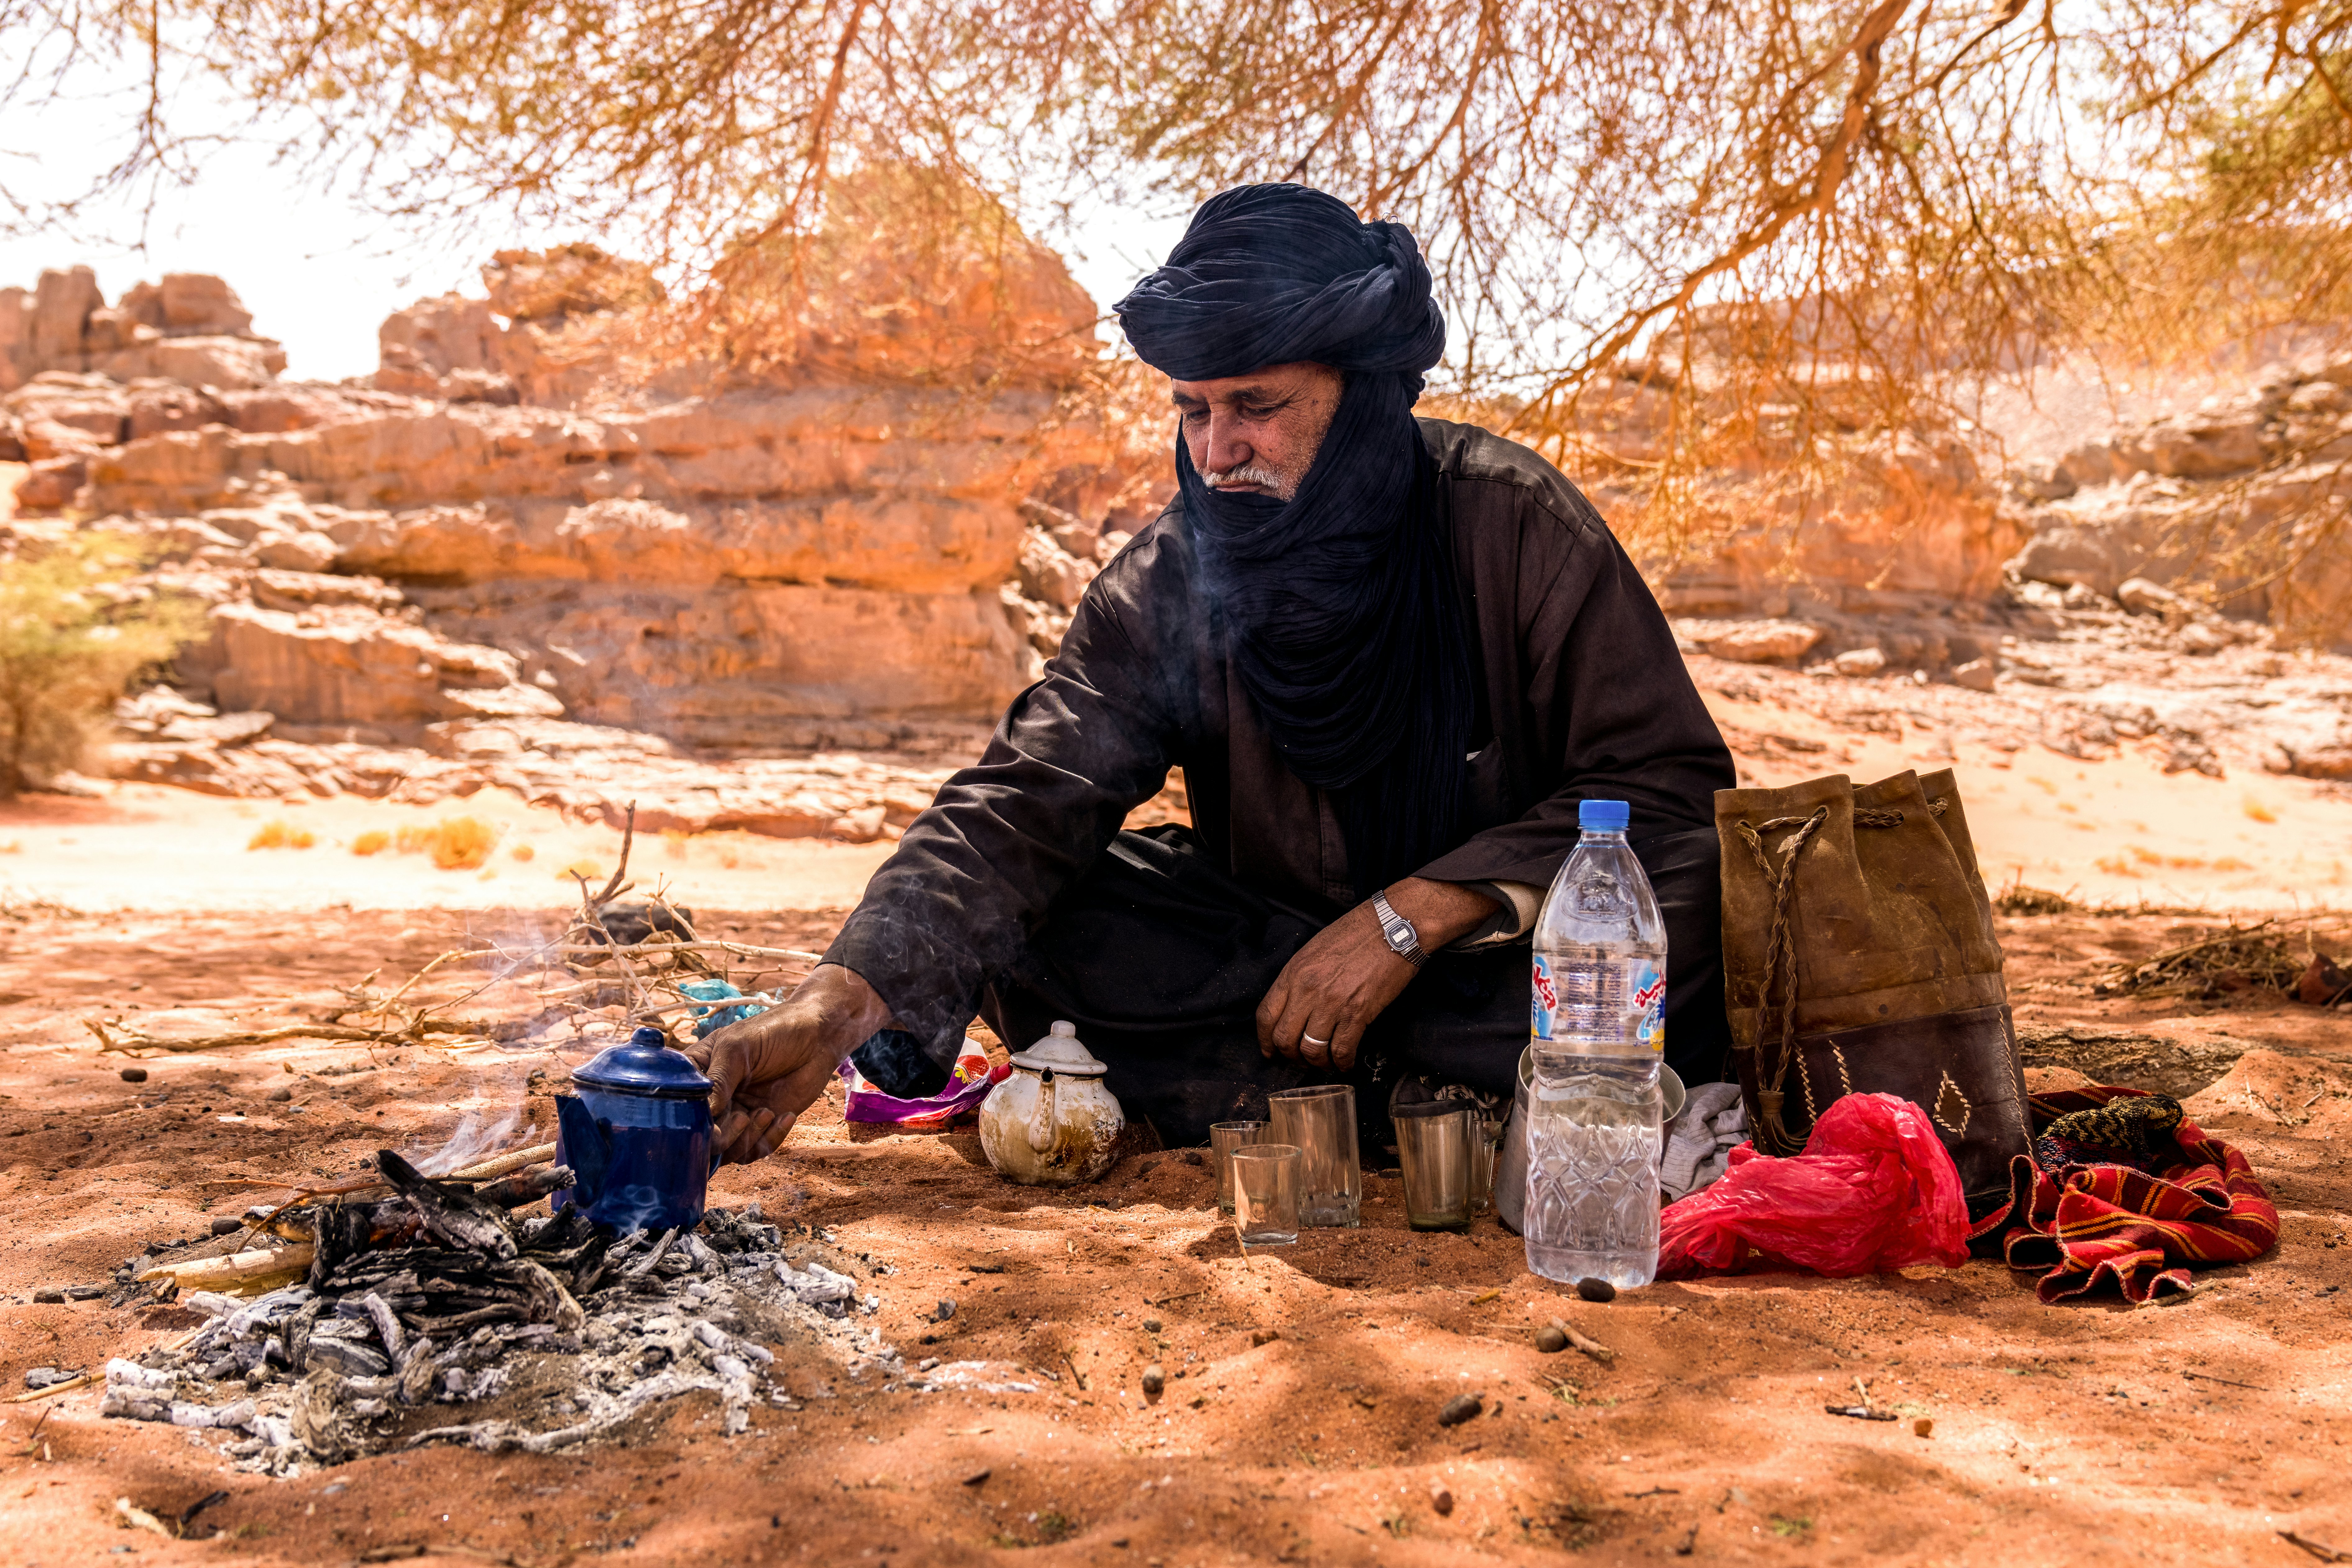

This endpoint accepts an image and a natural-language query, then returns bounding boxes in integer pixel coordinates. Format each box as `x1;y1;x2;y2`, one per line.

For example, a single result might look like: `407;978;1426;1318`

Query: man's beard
1199;461;1296;500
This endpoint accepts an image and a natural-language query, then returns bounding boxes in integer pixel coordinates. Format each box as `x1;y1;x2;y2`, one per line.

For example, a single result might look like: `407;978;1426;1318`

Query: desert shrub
424;816;498;869
350;829;391;856
0;532;199;795
248;819;316;850
386;816;499;869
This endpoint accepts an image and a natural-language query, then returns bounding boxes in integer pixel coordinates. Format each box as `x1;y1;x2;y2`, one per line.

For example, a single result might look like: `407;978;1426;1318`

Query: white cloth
1660;1082;1748;1202
1447;880;1545;949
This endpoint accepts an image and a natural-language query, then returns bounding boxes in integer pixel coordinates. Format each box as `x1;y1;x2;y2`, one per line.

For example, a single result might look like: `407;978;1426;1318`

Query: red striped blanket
2002;1086;2278;1304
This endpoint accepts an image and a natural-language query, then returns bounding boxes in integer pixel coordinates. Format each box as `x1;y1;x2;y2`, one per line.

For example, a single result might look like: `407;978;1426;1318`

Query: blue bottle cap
1578;799;1630;832
571;1025;715;1099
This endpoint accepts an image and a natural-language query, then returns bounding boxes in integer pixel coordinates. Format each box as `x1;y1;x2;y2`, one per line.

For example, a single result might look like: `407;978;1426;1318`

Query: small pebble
961;1468;991;1487
267;1086;293;1103
1140;1365;1165;1397
934;1298;956;1322
1913;1417;1934;1438
1142;1318;1162;1334
117;1067;148;1084
1430;1483;1455;1516
1437;1392;1484;1427
1576;1277;1616;1303
24;1367;80;1389
211;1217;244;1237
63;1284;105;1301
1534;1324;1568;1354
1179;1150;1204;1167
31;1289;65;1304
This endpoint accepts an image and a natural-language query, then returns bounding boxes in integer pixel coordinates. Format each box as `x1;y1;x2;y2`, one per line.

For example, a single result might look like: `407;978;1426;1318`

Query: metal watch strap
1372;889;1426;970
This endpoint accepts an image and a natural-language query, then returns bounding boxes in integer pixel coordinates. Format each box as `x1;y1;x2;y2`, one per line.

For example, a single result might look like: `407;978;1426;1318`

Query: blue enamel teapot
554;1026;719;1233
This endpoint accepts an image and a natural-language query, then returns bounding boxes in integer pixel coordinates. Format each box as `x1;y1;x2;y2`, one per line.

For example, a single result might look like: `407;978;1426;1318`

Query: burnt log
309;1202;373;1289
375;1152;518;1260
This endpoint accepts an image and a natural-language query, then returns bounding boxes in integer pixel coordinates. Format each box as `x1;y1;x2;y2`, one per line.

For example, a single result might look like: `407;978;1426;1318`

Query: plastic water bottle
1524;799;1667;1289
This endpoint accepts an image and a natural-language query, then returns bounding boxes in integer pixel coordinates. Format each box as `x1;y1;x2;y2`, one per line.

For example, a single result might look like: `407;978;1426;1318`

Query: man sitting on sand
691;183;1733;1162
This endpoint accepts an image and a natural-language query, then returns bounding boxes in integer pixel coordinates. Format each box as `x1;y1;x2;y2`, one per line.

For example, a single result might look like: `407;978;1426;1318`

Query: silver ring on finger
1302;1033;1330;1048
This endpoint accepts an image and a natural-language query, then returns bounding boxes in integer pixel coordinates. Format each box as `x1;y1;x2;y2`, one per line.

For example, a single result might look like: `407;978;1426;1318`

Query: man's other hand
1256;878;1501;1070
683;964;894;1164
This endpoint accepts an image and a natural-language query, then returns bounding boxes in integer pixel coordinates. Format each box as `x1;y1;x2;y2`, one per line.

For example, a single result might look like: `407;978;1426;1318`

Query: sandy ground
0;722;2350;1566
0;784;898;915
1694;681;2352;914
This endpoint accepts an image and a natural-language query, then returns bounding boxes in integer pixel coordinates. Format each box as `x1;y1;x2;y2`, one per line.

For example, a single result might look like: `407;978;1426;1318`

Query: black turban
1114;184;1471;898
1114;184;1446;387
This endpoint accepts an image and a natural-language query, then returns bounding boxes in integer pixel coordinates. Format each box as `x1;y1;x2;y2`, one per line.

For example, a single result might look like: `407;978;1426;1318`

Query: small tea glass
1229;1144;1302;1248
1393;1100;1476;1232
1210;1120;1267;1215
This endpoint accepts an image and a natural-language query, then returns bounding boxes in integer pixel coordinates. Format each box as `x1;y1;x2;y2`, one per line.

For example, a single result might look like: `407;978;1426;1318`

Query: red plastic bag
1657;1091;1970;1277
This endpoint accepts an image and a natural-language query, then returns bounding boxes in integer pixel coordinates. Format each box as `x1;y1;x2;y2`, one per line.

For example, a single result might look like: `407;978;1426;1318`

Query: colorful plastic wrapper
1656;1091;1970;1278
680;977;770;1037
838;1045;1007;1130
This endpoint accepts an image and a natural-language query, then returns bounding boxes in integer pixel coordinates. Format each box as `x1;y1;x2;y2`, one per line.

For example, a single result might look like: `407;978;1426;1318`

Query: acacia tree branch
1508;0;1912;434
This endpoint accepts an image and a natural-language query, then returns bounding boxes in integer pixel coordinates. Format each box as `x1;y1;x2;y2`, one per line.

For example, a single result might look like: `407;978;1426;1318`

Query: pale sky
0;88;1190;382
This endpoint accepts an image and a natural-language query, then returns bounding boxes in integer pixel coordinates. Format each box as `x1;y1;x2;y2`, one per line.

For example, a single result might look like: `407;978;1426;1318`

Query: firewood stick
137;1244;316;1292
447;1143;560;1182
253;1142;561;1217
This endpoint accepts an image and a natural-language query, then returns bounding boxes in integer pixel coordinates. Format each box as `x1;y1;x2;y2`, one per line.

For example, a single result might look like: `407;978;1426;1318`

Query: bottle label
1530;954;1666;1056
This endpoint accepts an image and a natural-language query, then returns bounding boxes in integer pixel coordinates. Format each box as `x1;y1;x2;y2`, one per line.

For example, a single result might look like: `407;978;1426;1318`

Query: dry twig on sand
77;797;818;1059
2092;920;2310;1000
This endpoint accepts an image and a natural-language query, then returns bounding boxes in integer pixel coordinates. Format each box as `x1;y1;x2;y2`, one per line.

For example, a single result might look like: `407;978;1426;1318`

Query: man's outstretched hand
683;963;894;1164
1256;878;1502;1071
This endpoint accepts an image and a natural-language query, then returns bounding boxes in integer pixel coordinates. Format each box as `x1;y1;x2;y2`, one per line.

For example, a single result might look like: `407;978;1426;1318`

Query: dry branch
138;1243;316;1293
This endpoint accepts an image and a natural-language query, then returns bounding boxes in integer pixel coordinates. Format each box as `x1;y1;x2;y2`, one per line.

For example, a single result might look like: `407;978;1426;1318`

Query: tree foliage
5;0;2351;578
0;532;198;795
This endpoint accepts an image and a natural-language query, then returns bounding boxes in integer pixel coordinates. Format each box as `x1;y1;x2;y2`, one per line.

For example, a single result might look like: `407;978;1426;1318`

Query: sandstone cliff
8;224;2350;831
0;215;1131;836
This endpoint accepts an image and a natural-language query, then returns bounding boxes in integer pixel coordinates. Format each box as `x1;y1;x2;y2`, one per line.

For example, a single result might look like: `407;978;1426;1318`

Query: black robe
825;419;1737;1120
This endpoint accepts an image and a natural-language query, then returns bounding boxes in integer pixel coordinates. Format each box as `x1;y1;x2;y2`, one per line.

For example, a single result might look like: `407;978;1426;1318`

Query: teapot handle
1026;1066;1059;1153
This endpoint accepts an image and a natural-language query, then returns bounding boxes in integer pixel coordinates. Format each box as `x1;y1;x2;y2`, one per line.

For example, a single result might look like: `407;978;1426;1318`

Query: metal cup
1392;1101;1476;1232
1210;1120;1267;1215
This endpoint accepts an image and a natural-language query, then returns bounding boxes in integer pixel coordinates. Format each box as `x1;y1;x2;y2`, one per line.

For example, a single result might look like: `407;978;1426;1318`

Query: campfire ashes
100;1151;910;1472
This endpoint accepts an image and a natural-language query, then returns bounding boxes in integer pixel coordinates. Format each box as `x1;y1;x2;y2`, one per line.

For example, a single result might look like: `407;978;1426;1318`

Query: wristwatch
1371;889;1426;970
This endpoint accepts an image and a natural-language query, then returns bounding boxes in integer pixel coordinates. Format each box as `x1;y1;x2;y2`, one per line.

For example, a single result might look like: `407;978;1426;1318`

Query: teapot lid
573;1025;715;1100
1009;1020;1107;1077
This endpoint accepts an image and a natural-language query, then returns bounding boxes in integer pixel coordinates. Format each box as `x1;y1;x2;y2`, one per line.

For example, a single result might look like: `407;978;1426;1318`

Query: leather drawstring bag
1715;768;2031;1233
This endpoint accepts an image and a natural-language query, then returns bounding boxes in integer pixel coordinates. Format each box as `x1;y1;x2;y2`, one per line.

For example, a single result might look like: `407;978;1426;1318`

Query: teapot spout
1026;1066;1059;1153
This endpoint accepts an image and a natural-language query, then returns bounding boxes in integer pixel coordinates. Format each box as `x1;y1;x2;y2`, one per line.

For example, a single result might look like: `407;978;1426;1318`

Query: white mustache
1201;463;1286;490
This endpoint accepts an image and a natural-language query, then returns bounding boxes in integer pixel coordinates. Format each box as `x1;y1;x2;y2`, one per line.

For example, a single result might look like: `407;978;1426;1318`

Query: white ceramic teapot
977;1020;1124;1186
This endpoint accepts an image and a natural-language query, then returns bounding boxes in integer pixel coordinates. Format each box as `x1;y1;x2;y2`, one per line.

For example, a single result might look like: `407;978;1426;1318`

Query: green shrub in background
0;532;200;796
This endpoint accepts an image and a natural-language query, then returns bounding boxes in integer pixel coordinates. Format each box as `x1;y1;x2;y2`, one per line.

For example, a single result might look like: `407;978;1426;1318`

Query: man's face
1170;362;1344;502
